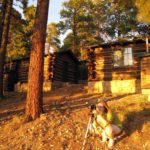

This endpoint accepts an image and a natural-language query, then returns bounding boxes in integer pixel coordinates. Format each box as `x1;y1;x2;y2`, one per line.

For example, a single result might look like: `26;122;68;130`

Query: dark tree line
0;0;13;99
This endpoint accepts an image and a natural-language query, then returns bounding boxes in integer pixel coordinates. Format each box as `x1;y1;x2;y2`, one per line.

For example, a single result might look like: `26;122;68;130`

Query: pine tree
25;0;50;121
0;0;13;99
135;0;150;24
0;0;7;46
46;23;60;53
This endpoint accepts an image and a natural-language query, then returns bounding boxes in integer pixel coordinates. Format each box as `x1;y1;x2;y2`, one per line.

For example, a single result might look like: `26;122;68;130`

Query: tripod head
88;104;97;118
89;104;96;111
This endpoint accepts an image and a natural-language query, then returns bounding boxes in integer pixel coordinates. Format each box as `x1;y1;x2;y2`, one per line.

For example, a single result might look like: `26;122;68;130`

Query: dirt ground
0;84;150;150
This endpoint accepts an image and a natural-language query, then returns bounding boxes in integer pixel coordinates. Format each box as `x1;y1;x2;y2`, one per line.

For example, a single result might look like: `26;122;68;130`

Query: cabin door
4;70;16;91
62;61;68;82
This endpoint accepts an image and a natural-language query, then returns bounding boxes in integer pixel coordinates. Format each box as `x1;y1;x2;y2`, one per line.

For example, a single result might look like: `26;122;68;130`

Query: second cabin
4;50;79;92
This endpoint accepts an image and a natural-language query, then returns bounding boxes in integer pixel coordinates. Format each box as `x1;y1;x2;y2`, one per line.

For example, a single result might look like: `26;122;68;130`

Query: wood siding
4;51;78;91
141;56;150;89
53;52;78;83
3;61;18;91
88;42;147;81
17;59;29;83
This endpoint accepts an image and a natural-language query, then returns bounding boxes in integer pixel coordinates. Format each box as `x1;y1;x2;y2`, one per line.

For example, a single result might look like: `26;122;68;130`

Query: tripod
81;115;92;150
81;112;99;150
81;104;104;150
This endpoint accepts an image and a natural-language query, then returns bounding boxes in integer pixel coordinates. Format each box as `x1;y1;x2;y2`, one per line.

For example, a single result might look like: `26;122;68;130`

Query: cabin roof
55;50;79;64
137;52;150;58
5;50;79;64
5;56;29;63
88;39;147;49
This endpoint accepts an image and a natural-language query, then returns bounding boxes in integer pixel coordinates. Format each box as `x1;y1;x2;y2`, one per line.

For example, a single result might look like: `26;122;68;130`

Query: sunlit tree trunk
25;0;49;121
0;0;13;99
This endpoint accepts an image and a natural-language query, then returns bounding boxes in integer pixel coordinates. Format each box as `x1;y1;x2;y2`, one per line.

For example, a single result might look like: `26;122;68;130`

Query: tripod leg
81;117;92;150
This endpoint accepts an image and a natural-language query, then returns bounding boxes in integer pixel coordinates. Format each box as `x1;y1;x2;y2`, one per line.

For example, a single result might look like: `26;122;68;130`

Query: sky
28;0;68;45
28;0;65;23
13;0;67;45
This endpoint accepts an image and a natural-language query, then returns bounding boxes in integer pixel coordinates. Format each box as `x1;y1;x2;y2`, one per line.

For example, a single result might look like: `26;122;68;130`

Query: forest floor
0;84;150;150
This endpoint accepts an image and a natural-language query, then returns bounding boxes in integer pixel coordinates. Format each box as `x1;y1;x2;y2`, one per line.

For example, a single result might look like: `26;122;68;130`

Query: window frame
113;47;133;68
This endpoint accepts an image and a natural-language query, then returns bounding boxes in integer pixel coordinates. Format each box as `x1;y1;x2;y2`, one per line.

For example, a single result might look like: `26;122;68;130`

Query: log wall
3;61;18;91
88;41;149;94
141;56;150;89
88;43;146;81
4;51;78;91
17;59;29;83
44;54;55;81
53;52;78;83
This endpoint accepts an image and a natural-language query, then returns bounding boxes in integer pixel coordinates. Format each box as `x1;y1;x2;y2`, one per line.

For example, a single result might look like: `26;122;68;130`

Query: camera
89;104;96;111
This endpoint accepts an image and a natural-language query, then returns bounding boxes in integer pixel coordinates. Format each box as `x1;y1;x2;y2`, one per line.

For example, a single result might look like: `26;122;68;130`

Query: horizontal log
18;69;28;73
53;64;77;71
18;72;28;75
53;70;76;78
54;61;76;67
95;73;140;79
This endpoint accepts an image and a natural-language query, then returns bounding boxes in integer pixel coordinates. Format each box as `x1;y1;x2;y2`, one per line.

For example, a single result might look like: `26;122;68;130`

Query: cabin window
124;48;133;66
113;48;133;67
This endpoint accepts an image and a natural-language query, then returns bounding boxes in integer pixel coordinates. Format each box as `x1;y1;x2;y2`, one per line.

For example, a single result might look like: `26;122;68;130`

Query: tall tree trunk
0;0;7;46
25;0;49;121
0;0;13;99
72;8;77;55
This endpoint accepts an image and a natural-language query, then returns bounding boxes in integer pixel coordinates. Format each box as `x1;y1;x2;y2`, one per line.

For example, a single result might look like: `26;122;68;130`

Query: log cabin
140;53;150;97
86;39;150;94
4;50;79;92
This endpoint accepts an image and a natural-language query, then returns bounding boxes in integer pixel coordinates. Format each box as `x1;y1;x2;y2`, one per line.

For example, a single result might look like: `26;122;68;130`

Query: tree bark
73;8;77;55
25;0;49;121
0;0;7;46
0;0;13;99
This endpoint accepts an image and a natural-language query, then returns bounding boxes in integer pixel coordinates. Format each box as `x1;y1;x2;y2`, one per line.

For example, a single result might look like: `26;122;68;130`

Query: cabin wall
88;43;147;94
53;54;78;83
4;52;78;92
3;62;18;91
17;59;29;83
14;57;52;92
141;56;150;97
141;56;150;89
44;54;55;81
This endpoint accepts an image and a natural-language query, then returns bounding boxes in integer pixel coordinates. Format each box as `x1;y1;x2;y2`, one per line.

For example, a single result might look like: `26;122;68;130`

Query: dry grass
0;86;150;150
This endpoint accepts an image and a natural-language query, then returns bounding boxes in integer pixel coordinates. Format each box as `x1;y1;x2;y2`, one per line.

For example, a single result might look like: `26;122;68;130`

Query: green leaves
46;23;60;53
6;8;28;60
16;0;28;9
6;5;35;60
60;0;103;56
60;0;147;57
135;0;150;24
